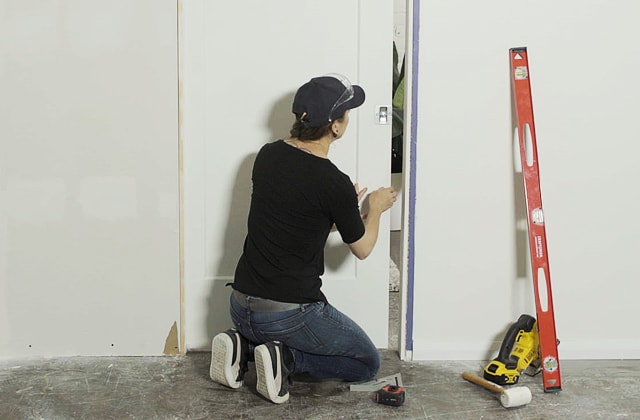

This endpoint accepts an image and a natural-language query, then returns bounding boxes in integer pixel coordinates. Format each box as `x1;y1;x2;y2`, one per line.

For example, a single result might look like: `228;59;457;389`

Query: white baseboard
411;338;640;360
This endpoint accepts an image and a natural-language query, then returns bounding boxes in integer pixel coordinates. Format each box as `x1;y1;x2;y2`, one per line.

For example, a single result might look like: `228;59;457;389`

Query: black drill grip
495;314;536;366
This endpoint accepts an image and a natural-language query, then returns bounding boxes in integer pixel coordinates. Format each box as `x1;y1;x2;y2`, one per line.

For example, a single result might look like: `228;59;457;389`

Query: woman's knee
352;350;380;382
367;351;381;378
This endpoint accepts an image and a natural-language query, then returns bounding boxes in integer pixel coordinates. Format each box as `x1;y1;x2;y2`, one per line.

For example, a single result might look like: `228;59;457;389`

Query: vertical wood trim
177;0;186;355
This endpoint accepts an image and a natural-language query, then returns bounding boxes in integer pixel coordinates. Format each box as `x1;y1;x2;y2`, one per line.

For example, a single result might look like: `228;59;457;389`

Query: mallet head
499;386;532;408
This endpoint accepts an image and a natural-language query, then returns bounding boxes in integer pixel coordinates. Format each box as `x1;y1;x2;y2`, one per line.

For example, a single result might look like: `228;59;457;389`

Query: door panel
182;0;392;349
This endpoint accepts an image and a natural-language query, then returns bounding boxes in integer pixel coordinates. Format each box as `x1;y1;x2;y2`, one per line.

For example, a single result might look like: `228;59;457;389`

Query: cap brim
347;85;366;110
332;85;365;119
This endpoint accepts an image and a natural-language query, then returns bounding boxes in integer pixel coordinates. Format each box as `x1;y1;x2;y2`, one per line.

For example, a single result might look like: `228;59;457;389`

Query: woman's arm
348;186;397;260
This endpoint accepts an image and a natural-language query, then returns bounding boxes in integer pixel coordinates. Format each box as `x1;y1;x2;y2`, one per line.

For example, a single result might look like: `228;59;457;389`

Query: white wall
0;0;180;357
412;0;640;360
4;0;636;361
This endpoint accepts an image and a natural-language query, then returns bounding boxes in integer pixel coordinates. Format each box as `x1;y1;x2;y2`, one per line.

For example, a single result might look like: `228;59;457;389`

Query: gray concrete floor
2;352;639;419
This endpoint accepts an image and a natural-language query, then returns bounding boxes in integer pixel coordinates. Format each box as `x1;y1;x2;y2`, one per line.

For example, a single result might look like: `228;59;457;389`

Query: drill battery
374;385;405;406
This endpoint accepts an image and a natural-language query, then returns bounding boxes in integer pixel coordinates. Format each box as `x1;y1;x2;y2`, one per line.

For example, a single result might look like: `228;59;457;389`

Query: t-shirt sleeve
328;177;365;244
338;215;365;244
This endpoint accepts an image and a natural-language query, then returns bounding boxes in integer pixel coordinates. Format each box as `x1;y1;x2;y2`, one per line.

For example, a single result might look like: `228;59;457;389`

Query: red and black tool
374;384;405;406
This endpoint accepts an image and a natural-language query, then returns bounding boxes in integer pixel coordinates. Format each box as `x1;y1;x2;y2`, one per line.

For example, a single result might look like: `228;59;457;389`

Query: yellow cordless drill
483;314;540;385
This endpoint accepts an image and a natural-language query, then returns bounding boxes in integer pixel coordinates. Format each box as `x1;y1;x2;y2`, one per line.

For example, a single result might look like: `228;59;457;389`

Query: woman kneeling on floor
209;73;397;404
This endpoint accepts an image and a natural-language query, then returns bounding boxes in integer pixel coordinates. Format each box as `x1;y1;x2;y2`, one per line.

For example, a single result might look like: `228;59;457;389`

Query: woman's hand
348;186;397;260
368;187;397;213
354;183;368;203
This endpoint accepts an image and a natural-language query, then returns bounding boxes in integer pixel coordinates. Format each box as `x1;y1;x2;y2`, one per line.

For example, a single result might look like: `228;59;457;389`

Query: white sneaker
210;329;248;389
254;341;294;404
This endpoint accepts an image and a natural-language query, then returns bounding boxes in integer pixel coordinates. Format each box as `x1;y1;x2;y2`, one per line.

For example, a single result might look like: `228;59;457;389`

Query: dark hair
289;113;345;140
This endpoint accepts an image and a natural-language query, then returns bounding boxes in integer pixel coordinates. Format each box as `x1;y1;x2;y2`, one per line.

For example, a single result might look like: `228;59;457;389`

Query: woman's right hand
368;187;397;213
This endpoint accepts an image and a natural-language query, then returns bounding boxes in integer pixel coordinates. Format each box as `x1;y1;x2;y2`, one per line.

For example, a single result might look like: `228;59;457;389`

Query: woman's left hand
354;183;368;203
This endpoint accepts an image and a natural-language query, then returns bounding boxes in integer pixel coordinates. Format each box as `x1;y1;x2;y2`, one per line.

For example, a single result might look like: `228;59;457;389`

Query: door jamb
397;0;419;362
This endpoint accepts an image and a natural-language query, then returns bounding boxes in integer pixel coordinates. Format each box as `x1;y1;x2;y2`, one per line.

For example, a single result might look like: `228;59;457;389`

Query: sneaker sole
255;344;289;404
210;333;243;389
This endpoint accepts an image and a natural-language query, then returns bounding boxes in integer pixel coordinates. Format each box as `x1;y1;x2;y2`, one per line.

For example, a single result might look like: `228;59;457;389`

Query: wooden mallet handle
462;371;506;394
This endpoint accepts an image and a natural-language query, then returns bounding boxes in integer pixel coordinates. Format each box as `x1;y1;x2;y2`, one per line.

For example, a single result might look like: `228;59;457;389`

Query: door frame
395;0;417;362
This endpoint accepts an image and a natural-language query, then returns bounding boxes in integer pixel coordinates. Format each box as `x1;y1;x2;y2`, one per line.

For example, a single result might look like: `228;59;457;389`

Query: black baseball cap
292;73;366;128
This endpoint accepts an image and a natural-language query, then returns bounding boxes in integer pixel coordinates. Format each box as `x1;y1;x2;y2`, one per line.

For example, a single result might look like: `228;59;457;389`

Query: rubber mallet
461;372;532;408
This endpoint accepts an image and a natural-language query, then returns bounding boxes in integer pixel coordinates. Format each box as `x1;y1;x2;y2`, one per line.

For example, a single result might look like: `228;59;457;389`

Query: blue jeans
229;293;380;382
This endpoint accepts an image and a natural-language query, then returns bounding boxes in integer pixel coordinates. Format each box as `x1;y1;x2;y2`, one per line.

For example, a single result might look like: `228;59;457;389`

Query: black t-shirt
232;139;365;303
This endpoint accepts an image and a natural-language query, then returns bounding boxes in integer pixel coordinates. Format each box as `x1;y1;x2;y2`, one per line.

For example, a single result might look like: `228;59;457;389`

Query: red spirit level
509;47;562;392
